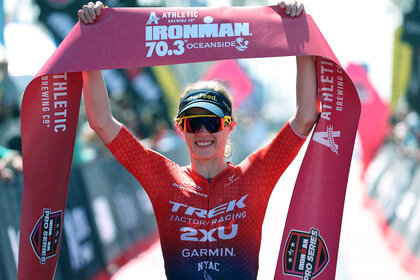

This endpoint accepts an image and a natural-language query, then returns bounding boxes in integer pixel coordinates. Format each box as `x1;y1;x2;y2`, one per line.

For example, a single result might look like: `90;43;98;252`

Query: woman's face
181;108;236;162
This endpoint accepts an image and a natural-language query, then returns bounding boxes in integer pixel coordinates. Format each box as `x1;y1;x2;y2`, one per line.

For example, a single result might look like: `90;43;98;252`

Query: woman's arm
290;56;319;136
82;70;122;144
78;2;121;144
279;1;319;136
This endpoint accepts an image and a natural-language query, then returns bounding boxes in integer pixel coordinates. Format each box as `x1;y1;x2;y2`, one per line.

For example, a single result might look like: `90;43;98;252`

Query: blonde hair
177;80;234;159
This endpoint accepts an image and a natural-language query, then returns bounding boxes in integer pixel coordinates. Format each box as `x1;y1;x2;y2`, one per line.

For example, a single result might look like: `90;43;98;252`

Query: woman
79;1;318;279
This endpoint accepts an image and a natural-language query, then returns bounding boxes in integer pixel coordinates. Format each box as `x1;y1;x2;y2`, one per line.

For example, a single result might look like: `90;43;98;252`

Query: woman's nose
197;124;210;135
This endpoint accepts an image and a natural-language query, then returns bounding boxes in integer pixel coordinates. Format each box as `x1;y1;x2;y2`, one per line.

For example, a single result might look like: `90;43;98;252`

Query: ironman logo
283;228;329;279
30;209;62;264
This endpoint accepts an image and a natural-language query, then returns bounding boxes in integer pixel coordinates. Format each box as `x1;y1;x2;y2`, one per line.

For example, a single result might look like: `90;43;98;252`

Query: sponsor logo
40;73;69;133
191;184;203;191
187;93;218;102
169;194;247;218
170;195;247;242
145;15;250;40
145;11;252;58
224;174;239;187
182;248;234;276
170;211;246;227
181;247;235;257
180;224;238;242
172;182;208;197
283;228;329;279
235;37;249;51
312;125;340;155
30;209;62;264
319;59;345;121
146;12;160;25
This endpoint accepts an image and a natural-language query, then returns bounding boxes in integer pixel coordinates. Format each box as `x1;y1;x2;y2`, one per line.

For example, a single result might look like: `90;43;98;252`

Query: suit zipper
207;178;211;272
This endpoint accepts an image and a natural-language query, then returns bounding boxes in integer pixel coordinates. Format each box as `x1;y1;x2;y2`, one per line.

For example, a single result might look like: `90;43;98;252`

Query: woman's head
176;80;236;161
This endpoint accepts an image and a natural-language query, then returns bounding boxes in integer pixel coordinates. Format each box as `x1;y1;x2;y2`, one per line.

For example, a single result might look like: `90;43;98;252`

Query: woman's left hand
278;1;304;17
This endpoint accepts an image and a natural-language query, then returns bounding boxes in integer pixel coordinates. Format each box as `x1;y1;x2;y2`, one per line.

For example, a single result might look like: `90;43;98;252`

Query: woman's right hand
78;1;107;24
278;1;304;17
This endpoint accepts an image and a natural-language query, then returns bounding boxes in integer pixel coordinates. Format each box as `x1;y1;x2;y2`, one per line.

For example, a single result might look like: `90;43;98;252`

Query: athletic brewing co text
313;59;344;155
40;73;69;133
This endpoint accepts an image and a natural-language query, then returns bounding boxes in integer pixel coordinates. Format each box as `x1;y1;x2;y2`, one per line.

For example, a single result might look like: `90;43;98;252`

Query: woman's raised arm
278;1;319;136
290;55;319;136
78;2;121;144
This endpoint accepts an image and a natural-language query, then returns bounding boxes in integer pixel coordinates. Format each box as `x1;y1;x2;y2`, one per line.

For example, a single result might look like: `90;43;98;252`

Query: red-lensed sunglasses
176;114;232;134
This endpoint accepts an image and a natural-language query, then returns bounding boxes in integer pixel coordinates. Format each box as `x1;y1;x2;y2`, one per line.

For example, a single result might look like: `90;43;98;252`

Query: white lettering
180;225;238;242
146;22;250;41
313;126;340;155
146;12;160;25
170;195;248;218
52;73;68;133
182;247;234;257
197;261;220;272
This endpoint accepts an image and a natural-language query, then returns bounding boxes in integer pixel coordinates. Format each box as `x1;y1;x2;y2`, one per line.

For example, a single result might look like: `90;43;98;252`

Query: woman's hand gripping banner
19;5;360;280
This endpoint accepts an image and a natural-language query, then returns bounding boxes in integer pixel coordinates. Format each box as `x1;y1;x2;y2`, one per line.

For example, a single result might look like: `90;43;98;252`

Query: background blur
1;0;420;279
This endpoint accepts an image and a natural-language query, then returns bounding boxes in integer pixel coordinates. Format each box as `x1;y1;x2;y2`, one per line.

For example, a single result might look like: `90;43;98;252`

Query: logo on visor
283;228;329;279
30;209;62;264
187;93;218;102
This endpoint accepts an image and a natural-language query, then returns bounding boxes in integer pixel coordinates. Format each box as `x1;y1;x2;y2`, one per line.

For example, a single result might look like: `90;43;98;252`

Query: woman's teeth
196;141;213;147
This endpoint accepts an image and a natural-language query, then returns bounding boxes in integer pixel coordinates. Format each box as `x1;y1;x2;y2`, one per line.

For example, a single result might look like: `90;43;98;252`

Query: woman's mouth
195;141;214;147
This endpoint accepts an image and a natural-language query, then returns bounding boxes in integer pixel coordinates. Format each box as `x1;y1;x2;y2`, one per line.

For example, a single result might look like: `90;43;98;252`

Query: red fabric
106;123;304;279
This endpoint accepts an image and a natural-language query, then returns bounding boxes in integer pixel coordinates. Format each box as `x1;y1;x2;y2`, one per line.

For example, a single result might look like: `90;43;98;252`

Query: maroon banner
19;6;360;280
276;57;360;279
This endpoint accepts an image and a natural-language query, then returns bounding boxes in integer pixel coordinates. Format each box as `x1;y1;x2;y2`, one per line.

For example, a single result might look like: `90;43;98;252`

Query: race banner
18;6;360;280
276;55;360;280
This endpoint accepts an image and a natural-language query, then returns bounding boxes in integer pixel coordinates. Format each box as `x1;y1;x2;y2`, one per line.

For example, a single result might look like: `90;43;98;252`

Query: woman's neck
190;157;228;179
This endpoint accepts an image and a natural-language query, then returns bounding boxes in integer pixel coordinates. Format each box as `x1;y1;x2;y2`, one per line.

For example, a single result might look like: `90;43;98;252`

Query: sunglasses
176;114;232;134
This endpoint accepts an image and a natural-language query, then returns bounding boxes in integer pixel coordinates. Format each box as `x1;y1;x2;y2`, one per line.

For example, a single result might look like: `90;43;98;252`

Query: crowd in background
0;46;22;183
